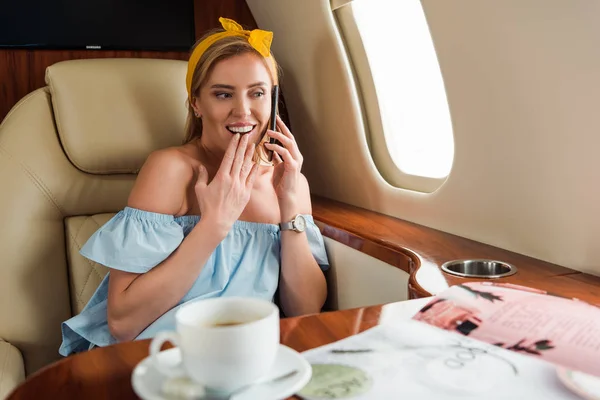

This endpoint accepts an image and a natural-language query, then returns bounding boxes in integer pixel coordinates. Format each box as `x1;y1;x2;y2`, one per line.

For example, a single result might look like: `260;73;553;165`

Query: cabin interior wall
247;0;600;276
2;0;597;276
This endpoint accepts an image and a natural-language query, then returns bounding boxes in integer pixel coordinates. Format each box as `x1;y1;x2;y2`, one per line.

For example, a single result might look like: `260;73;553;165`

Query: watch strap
279;220;295;231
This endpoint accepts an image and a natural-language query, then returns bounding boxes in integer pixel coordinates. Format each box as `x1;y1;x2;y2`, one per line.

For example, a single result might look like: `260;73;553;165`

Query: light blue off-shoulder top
59;207;329;356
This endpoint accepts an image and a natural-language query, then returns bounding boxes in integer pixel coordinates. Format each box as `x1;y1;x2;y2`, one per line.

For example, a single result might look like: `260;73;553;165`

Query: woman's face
193;53;273;153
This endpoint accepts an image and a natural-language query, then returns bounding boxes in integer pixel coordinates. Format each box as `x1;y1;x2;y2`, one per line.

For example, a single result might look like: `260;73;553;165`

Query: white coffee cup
150;297;280;392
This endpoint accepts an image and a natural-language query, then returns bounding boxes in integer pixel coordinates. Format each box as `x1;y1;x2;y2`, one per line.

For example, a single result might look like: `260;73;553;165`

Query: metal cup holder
441;259;517;279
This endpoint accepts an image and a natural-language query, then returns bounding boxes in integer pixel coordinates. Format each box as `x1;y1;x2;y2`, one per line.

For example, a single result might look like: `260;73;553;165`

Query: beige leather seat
0;58;189;397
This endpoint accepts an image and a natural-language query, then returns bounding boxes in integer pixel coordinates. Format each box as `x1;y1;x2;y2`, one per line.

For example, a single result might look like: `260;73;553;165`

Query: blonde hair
183;31;281;145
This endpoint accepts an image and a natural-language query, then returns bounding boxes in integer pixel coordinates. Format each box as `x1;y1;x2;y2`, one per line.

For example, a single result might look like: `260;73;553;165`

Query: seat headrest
45;58;188;174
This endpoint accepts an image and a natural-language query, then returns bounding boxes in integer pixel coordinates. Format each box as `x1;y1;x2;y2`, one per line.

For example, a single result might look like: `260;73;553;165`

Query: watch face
294;215;306;232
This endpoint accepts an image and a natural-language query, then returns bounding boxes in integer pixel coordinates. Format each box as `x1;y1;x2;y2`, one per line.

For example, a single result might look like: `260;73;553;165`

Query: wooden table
6;299;430;400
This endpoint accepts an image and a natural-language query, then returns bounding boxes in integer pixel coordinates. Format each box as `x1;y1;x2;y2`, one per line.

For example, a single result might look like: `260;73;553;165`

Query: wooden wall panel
194;0;258;34
312;195;600;306
0;0;258;121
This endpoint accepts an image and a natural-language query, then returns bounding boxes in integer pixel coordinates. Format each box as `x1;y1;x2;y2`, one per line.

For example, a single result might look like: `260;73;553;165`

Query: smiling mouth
226;125;256;135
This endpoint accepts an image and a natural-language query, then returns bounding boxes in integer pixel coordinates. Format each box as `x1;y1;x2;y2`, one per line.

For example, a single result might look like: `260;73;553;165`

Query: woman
59;18;329;356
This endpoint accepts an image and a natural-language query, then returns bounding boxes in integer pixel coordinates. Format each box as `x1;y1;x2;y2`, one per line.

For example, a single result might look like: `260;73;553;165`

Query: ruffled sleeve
79;207;185;273
303;215;330;271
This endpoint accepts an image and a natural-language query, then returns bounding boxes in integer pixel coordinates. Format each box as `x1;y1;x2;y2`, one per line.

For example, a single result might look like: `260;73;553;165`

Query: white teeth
227;125;254;133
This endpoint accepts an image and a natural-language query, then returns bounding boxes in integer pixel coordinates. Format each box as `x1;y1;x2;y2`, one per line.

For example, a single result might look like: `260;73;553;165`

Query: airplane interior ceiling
247;0;600;275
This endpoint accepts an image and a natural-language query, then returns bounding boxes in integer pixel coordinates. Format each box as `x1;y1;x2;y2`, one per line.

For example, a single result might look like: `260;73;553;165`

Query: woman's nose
232;98;251;117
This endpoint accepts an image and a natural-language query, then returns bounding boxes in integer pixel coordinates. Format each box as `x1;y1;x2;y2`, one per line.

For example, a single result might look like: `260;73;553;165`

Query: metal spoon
197;370;299;400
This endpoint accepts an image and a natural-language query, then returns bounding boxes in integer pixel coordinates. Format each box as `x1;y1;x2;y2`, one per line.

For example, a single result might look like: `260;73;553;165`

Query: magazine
412;282;600;377
297;282;600;399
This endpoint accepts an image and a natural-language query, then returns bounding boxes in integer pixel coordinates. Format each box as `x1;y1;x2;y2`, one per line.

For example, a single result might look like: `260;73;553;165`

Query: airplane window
336;0;455;187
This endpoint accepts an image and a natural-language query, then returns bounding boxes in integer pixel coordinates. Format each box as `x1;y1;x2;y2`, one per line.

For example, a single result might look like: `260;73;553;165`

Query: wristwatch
279;214;306;232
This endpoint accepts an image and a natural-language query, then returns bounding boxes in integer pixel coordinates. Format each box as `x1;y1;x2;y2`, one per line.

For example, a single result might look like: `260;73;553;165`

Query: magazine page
411;282;600;377
297;319;580;399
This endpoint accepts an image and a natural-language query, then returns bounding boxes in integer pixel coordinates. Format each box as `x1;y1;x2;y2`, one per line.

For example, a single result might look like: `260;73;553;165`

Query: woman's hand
195;133;259;235
264;115;304;208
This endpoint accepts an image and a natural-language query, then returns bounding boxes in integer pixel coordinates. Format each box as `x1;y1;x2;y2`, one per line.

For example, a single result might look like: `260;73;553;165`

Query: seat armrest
0;339;25;400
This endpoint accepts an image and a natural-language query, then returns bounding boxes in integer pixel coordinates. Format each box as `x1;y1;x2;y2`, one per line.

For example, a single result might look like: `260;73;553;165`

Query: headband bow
186;17;274;101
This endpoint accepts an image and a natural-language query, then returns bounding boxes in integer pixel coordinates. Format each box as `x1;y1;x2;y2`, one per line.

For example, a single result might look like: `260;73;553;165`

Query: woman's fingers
230;133;249;177
266;129;292;147
265;142;297;168
240;142;255;180
245;161;260;188
276;115;294;139
195;164;208;188
266;129;302;163
217;133;241;176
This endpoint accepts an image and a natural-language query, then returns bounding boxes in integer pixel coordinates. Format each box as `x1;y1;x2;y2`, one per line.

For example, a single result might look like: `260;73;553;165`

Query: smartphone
267;85;280;162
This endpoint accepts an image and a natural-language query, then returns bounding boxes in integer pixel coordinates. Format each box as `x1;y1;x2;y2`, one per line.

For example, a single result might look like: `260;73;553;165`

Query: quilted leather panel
45;59;187;174
65;214;114;314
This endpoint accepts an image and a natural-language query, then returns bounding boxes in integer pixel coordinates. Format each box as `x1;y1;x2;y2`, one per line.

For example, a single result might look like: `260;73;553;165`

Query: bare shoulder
127;146;199;215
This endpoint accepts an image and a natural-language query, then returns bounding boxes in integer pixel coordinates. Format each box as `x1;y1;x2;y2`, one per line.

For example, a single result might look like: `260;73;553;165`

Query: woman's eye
253;91;265;98
215;92;232;99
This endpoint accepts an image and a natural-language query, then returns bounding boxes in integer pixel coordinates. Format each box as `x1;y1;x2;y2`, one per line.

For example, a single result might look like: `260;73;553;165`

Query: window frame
333;1;453;193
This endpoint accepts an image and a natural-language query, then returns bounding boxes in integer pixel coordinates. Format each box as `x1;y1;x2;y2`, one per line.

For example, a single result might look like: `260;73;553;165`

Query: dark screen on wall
0;0;195;51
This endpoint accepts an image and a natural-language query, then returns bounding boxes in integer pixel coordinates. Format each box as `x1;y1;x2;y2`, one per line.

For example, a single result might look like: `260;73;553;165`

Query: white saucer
557;367;600;400
132;344;312;400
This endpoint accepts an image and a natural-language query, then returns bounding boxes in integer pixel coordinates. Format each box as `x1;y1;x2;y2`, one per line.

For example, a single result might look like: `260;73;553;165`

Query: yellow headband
186;17;275;101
